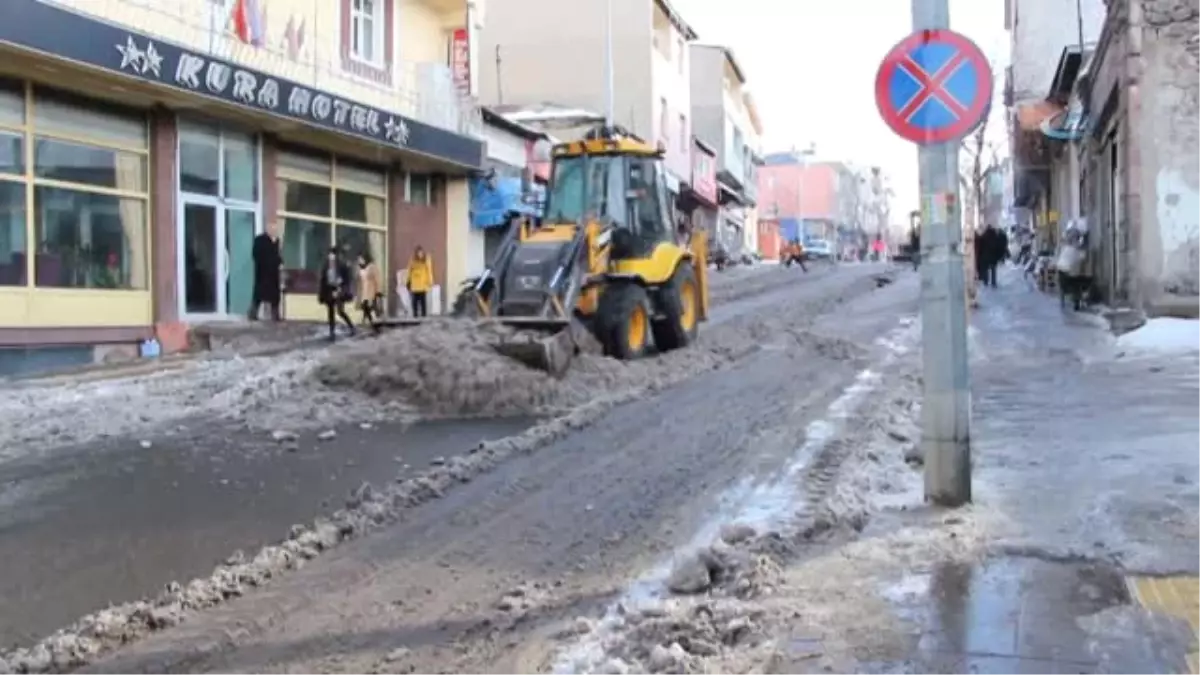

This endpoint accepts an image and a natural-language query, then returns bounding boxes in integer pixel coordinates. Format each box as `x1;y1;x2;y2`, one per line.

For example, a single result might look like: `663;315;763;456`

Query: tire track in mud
550;319;925;675
14;266;898;675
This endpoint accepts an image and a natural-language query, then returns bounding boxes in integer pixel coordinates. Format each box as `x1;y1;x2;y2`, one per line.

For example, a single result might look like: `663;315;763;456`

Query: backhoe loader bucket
485;317;578;378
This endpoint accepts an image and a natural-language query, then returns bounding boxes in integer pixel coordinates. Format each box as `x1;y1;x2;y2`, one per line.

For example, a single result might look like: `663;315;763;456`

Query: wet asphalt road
0;262;837;650
87;264;918;674
0;416;536;649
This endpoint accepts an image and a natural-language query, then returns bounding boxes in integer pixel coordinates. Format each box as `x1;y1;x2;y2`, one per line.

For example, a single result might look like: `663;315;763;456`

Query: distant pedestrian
909;228;921;270
978;223;1004;287
355;253;383;334
249;222;282;321
406;246;434;318
319;247;355;341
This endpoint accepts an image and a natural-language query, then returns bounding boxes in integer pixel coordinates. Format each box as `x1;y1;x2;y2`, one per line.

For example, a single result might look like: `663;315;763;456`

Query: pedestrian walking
319;247;355;341
978;223;1004;288
355;252;383;334
406;246;434;318
249;222;282;321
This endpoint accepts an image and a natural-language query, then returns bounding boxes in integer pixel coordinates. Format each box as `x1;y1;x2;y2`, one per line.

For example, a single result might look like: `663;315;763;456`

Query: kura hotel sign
0;0;483;168
116;36;412;145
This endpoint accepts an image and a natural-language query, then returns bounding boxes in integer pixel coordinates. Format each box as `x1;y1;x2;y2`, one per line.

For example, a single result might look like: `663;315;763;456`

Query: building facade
689;44;761;256
1077;0;1199;312
1004;0;1103;245
758;154;840;244
476;0;697;195
0;0;485;371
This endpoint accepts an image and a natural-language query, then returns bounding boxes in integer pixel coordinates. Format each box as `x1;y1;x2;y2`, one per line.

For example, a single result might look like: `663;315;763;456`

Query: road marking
1126;575;1199;673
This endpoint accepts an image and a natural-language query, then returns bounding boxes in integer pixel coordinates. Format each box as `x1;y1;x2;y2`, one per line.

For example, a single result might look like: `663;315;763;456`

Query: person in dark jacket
977;224;1006;288
249;223;282;321
319;247;355;341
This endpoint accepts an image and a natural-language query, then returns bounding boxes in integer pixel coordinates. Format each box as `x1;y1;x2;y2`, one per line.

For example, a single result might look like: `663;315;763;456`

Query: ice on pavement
1117;317;1200;354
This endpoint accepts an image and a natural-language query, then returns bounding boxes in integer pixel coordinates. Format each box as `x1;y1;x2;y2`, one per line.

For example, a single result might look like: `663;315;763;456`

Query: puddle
0;415;535;648
869;557;1189;673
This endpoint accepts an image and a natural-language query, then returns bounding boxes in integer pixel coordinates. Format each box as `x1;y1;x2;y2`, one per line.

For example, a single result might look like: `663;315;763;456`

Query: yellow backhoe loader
450;125;710;376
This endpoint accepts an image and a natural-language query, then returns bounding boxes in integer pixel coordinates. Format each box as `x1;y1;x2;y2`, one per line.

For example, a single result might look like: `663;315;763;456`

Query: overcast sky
673;0;1010;224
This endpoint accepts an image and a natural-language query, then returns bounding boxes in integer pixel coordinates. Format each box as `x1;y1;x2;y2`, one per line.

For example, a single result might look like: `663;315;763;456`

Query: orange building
758;219;781;260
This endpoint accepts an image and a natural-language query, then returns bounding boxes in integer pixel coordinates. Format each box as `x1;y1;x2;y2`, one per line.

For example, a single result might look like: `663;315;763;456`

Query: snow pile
1116;317;1199;355
314;307;870;420
0;265;804;460
0;349;399;461
0;271;889;674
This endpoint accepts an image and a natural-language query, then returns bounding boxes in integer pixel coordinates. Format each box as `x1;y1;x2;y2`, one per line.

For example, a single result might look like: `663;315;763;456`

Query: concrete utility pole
912;0;972;506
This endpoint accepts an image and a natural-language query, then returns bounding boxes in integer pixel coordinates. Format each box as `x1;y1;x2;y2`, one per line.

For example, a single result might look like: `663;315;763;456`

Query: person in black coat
249;223;282;321
318;247;356;341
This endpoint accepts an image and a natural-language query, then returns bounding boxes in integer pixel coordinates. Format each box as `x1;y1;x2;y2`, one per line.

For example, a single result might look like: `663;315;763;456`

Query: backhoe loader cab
452;125;709;373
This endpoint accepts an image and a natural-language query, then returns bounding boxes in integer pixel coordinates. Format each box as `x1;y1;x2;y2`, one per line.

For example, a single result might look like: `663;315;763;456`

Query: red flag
231;0;251;44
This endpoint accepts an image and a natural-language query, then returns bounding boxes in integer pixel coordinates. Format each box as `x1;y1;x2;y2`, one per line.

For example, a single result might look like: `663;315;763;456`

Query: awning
469;176;542;229
1040;97;1088;141
1013;100;1064;132
717;182;747;206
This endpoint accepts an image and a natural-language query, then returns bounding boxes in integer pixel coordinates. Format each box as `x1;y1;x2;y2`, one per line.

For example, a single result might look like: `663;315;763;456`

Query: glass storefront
176;120;261;318
276;148;387;318
0;79;149;294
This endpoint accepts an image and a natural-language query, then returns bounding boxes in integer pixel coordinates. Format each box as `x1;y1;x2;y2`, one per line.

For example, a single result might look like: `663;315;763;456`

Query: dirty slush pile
554;355;992;675
0;265;790;460
0;271;882;675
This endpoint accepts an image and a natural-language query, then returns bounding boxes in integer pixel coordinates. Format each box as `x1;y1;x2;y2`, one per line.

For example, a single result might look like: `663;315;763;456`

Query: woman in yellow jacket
406;246;434;317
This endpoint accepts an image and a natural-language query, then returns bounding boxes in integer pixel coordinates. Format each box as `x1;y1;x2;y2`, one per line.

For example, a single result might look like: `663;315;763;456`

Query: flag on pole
231;0;266;46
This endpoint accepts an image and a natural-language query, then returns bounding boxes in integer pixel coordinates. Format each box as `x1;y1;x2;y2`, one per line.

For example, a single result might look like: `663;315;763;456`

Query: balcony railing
39;0;481;138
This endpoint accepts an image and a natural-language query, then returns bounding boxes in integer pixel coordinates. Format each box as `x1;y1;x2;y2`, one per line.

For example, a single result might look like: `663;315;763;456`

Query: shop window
0;181;26;286
0;79;23;128
281;217;331;294
278;157;387;300
0;85;154;293
0;131;22;175
32;89;146;149
35;138;147;192
336;224;384;268
179;125;219;195
280;180;332;216
33;186;146;289
222;131;258;202
335;190;385;223
407;174;431;205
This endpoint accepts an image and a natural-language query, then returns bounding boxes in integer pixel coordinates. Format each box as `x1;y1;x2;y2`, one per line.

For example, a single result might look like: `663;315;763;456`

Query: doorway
176;120;262;319
180;199;258;316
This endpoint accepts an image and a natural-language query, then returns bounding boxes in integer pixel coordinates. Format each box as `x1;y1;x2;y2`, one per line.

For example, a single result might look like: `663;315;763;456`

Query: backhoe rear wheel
652;262;700;352
595;281;651;359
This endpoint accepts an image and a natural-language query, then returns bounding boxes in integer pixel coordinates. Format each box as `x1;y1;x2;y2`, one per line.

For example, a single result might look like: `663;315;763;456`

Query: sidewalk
770;268;1198;675
901;268;1199;673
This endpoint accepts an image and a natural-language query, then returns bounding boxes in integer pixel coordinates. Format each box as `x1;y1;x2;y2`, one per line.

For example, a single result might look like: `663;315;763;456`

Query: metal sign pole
912;0;973;506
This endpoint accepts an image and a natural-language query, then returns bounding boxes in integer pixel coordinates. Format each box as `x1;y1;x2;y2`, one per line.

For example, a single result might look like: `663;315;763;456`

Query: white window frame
349;0;386;67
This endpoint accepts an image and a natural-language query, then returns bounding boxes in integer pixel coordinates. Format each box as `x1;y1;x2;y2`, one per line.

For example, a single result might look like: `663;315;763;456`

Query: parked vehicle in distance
804;239;834;260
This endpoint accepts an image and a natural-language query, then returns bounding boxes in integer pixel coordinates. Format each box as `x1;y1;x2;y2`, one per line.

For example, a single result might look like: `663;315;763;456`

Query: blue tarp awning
778;218;801;242
470;177;543;229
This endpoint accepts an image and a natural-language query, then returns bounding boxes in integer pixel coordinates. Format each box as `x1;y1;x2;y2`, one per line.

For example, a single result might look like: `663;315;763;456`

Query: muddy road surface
53;263;919;675
0;263;827;656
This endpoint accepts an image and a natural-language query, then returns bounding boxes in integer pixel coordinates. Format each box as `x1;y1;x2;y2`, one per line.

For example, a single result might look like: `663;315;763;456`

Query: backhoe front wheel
652;263;700;352
596;282;651;359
